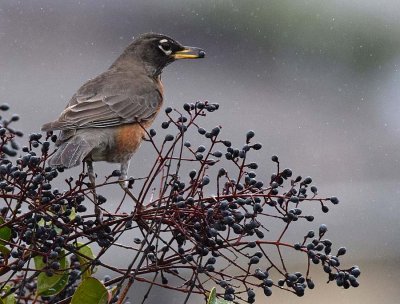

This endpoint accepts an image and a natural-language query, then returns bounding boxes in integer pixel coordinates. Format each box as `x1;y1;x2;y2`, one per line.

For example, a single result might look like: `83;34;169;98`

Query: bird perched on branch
42;33;205;187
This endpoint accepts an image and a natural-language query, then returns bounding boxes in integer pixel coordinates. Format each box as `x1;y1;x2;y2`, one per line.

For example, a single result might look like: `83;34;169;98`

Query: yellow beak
173;46;206;59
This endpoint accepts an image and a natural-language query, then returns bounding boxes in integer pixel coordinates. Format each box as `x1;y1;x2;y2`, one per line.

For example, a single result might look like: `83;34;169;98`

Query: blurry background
1;0;399;303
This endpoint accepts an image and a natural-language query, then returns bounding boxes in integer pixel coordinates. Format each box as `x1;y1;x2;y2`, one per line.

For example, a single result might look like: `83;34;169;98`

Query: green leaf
0;217;11;244
37;216;62;235
1;285;16;304
40;271;69;297
207;288;232;304
0;244;10;258
71;277;109;304
68;207;76;221
207;287;217;304
34;251;69;296
75;242;95;279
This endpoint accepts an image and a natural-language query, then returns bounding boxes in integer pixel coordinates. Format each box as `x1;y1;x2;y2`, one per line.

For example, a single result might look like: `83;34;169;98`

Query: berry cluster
0;102;360;303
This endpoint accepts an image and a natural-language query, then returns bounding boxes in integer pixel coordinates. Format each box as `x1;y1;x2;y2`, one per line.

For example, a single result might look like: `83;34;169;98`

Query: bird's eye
160;42;171;51
158;40;172;55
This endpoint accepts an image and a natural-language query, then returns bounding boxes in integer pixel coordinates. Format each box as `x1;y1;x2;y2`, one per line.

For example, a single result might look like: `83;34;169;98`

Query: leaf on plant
207;287;217;304
68;207;76;221
74;242;95;279
207;288;233;304
0;217;11;244
0;244;10;259
37;218;45;227
1;285;17;304
37;216;62;235
34;250;69;296
71;277;109;304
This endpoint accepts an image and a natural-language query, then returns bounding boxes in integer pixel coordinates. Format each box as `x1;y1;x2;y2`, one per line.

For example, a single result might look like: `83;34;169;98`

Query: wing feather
44;91;161;130
41;68;163;132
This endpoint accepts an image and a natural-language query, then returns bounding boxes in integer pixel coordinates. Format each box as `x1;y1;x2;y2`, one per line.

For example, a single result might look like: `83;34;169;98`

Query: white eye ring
159;39;172;55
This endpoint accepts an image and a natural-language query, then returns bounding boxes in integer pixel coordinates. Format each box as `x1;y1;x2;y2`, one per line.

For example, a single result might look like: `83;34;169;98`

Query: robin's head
120;33;205;76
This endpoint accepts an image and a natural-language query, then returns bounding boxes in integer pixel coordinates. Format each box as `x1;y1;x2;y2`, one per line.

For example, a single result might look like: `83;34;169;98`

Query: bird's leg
119;160;130;189
118;161;149;232
86;160;103;224
87;160;96;188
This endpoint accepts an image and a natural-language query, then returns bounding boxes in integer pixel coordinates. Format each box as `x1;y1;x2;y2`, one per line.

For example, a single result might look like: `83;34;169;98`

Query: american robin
41;33;205;186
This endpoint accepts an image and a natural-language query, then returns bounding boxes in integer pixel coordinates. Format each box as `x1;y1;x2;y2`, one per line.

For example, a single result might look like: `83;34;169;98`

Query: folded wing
42;90;162;131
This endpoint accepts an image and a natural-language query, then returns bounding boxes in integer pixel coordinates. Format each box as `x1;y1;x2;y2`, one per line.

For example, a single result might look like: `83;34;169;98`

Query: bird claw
119;174;129;189
119;179;129;189
95;206;103;225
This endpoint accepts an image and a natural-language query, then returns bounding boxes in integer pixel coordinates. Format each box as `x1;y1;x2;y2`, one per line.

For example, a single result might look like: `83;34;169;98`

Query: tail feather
48;137;92;168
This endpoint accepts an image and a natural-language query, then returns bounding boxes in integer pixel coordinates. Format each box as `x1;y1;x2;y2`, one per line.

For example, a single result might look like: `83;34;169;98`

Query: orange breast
114;123;147;158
